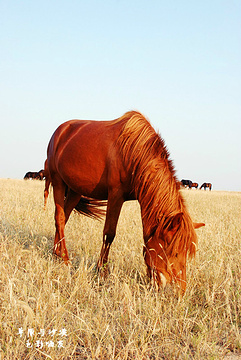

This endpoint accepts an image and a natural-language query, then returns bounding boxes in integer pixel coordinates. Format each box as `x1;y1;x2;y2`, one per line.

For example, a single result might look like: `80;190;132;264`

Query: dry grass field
0;178;241;360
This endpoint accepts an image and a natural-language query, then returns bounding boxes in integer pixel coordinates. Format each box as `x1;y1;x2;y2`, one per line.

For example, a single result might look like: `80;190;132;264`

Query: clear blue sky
1;0;240;191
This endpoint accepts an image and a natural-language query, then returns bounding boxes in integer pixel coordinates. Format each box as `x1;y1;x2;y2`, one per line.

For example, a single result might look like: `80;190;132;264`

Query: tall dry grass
0;179;240;359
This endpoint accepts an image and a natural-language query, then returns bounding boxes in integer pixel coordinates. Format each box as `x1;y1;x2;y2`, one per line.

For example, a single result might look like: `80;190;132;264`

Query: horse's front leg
97;192;124;276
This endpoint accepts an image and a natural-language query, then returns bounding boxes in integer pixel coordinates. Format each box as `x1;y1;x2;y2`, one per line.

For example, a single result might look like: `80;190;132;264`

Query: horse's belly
58;152;109;198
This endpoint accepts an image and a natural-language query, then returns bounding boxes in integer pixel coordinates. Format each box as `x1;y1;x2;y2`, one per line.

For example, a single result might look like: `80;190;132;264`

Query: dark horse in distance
45;111;204;295
24;169;45;180
181;179;192;188
200;182;212;191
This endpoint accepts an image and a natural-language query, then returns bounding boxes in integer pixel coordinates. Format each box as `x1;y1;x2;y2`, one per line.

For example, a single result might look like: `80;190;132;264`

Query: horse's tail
74;197;107;220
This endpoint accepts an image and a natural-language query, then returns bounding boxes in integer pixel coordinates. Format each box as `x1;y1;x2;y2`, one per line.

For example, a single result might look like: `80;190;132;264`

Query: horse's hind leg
52;178;69;263
97;192;124;275
43;159;51;210
64;189;81;223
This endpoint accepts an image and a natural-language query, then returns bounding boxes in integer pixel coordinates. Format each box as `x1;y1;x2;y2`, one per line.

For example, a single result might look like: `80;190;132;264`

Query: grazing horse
46;111;204;295
200;182;212;191
24;170;45;180
181;179;192;188
37;169;45;180
191;182;198;189
24;171;40;180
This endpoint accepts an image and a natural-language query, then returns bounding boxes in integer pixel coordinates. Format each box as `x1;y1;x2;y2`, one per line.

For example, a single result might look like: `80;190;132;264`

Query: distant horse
181;179;192;188
37;169;45;180
200;183;212;191
191;182;198;189
24;170;45;180
24;171;40;180
46;111;204;295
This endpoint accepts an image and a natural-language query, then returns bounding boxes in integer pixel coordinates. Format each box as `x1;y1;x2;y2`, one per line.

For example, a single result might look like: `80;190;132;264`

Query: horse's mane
117;111;197;258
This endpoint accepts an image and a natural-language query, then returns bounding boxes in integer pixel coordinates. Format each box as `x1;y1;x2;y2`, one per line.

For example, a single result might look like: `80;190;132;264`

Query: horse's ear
167;213;183;233
193;222;205;229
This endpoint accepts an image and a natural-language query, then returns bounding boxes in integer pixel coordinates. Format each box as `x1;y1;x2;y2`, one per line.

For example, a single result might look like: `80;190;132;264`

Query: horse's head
143;213;205;296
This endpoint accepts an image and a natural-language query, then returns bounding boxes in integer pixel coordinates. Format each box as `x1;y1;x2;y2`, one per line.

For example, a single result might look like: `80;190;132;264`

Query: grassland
0;178;241;360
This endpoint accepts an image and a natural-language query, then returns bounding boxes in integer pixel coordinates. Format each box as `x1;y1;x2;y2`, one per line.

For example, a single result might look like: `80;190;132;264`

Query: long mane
117;111;197;258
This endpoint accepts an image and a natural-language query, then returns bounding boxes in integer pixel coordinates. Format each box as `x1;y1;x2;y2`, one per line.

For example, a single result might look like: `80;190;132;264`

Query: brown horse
24;171;40;180
200;182;212;190
24;170;45;180
191;182;199;189
46;111;204;295
37;169;45;180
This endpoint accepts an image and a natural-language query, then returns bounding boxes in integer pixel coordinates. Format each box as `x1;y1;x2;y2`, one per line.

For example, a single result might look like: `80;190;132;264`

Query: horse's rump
47;118;129;199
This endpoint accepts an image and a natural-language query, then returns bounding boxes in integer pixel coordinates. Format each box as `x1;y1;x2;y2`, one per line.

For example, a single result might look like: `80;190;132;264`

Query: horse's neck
137;174;181;242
